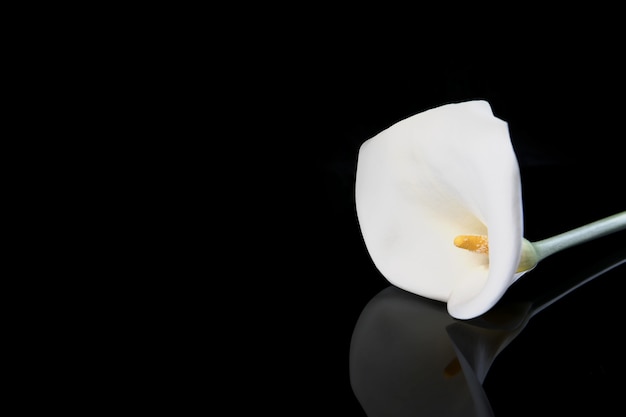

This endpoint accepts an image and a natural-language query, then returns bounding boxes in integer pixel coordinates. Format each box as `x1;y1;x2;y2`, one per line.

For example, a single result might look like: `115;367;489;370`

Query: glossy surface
298;87;626;415
350;249;625;416
236;47;626;416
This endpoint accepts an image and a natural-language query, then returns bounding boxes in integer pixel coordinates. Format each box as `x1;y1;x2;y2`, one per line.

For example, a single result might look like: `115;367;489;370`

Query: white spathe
355;100;525;320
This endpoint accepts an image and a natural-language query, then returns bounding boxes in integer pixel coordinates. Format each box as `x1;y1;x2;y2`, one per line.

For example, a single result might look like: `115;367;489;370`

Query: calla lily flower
355;100;626;320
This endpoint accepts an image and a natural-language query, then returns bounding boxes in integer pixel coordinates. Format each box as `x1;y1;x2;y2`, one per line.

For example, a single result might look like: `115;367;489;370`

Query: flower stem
532;211;626;262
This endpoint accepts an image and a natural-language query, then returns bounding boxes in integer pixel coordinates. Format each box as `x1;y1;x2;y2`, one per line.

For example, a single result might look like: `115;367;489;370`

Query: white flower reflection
349;247;625;416
355;100;527;319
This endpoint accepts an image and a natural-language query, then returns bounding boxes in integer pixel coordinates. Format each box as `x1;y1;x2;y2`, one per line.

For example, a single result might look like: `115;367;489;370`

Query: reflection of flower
350;247;625;416
355;100;526;319
350;286;494;417
355;100;625;319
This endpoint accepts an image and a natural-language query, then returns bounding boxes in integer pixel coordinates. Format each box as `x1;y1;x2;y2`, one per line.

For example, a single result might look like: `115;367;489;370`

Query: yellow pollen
453;234;489;254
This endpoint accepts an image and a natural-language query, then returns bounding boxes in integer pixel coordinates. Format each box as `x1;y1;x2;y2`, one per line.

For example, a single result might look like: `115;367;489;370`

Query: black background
208;29;626;416
20;12;626;416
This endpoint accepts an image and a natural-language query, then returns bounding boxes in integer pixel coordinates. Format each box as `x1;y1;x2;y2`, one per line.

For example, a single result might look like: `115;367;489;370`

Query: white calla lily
355;100;626;320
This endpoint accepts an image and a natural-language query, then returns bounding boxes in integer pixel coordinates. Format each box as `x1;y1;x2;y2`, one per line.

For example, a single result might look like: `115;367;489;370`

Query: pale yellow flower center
453;235;489;254
453;234;538;273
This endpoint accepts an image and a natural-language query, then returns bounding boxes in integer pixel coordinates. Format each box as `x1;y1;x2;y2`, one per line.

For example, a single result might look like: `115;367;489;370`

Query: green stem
532;211;626;262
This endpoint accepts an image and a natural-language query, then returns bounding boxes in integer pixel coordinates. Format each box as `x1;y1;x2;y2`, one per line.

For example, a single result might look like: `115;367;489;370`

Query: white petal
355;100;523;319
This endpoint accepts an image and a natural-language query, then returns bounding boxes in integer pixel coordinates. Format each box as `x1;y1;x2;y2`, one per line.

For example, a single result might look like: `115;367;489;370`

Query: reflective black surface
237;45;626;416
294;54;626;415
303;158;626;416
350;286;494;417
350;249;625;416
31;19;626;416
